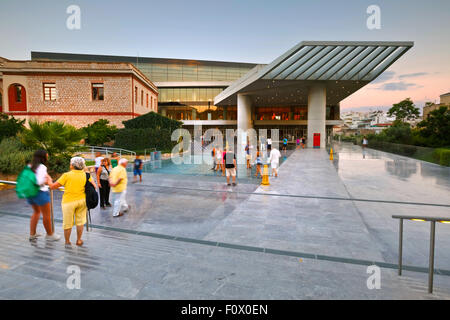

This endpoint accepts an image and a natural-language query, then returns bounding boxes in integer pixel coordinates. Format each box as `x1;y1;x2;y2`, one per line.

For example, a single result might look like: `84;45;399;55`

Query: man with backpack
50;157;97;247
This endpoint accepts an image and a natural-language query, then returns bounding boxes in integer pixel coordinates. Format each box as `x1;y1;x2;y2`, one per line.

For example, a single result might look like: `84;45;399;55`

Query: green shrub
433;149;450;167
400;144;417;157
0;137;33;174
82;119;118;146
0;137;73;174
122;112;182;132
440;150;450;166
114;128;177;152
0;113;25;142
47;153;72;174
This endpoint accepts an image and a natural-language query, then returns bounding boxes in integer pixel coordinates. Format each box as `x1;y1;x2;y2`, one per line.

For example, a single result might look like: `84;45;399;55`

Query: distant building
0;57;158;128
423;92;450;119
338;110;396;135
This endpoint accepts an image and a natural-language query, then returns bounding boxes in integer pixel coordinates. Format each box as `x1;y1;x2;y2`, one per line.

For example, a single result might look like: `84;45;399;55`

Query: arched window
8;84;27;111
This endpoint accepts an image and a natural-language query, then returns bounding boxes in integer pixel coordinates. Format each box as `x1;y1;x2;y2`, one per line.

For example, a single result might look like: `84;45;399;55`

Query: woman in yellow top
50;157;96;247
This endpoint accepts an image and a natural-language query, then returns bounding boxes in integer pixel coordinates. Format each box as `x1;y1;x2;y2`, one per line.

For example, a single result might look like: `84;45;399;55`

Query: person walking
132;155;143;183
96;157;112;210
301;136;306;149
223;148;237;186
269;146;281;177
109;158;129;217
296;137;301;149
50;157;96;247
25;150;61;242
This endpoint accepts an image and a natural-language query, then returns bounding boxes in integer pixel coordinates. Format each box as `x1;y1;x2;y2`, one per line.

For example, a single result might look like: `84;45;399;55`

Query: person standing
362;136;368;149
301;136;306;149
26;150;61;242
245;140;252;169
109;158;129;217
282;137;288;154
267;137;272;151
255;148;263;178
211;146;217;171
50;157;96;247
269;147;282;177
223;148;237;186
215;148;223;173
296;137;301;149
133;155;143;183
94;152;104;173
96;157;112;210
111;152;119;168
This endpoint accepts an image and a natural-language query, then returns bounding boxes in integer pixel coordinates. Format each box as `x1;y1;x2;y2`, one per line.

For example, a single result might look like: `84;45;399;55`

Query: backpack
16;166;40;199
85;173;99;209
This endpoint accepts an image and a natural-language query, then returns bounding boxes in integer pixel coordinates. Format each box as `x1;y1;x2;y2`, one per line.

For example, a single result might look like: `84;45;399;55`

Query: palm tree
20;120;85;156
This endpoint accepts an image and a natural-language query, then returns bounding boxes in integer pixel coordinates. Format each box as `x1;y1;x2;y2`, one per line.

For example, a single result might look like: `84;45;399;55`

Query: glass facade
135;63;252;82
134;61;253;122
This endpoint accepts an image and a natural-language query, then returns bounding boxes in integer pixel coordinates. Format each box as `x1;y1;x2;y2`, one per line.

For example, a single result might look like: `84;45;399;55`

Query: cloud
375;82;419;91
371;71;395;84
398;72;428;79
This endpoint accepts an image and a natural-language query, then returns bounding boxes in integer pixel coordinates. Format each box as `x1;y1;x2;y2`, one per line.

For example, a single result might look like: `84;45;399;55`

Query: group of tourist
22;150;143;247
211;147;237;186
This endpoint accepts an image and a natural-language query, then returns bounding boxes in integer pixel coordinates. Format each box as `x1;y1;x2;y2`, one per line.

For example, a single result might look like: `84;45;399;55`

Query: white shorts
271;162;279;169
226;168;236;177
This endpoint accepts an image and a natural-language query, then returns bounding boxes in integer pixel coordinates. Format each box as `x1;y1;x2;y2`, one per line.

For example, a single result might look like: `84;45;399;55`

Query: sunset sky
1;0;449;113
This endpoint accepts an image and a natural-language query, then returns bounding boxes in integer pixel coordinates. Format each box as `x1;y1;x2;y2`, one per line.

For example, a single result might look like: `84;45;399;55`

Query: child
255;150;263;178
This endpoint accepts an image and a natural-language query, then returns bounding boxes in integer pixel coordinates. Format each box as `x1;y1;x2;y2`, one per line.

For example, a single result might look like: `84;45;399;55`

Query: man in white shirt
268;147;281;177
267;138;272;150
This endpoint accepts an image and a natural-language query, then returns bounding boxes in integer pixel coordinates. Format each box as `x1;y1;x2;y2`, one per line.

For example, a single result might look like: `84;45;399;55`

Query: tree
20;120;85;156
378;121;413;144
0;113;25;142
387;98;420;123
417;105;450;147
82;119;118;146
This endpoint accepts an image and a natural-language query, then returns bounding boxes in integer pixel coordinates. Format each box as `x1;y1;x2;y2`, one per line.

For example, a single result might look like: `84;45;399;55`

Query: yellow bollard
329;148;334;161
261;164;270;185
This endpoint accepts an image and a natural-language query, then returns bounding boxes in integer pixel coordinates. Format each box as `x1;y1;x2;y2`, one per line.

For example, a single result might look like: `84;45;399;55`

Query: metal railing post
50;189;55;233
398;218;403;276
429;221;436;294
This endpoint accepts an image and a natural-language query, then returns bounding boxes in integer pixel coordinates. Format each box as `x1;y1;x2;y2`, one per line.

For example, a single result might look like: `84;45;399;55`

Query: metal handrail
0;179;93;232
392;215;450;293
77;145;136;159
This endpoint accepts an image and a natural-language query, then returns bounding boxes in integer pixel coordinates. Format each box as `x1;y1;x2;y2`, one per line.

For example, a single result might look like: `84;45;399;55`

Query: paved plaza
0;142;450;299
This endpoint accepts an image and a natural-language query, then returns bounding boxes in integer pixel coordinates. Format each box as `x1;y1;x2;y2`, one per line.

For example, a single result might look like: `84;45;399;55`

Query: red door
8;84;27;112
313;133;320;148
